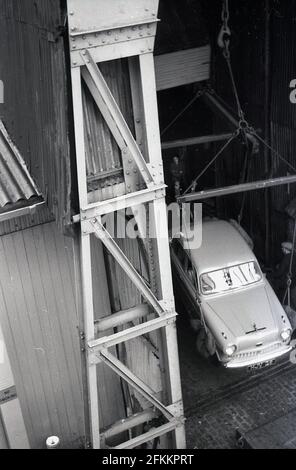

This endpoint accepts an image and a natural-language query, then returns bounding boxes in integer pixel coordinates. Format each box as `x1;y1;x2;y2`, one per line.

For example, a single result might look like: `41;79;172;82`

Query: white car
171;219;292;368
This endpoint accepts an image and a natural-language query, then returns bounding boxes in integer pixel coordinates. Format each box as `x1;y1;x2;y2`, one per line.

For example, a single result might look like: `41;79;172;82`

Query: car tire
196;328;216;359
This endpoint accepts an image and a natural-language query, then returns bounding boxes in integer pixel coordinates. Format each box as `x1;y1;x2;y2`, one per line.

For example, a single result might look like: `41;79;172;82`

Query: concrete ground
177;314;296;449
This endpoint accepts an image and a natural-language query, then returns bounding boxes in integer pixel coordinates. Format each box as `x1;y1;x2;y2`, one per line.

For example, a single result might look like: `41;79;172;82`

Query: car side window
172;239;197;287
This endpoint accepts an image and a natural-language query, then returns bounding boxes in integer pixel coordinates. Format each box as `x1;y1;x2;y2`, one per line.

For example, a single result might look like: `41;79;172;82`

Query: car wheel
196;328;216;359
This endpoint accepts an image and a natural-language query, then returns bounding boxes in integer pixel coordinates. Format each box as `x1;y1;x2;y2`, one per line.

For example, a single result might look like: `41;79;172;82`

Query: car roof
182;220;257;275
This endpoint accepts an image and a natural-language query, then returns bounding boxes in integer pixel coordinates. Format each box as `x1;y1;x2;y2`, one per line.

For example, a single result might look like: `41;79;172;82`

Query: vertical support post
138;54;186;448
71;68;101;448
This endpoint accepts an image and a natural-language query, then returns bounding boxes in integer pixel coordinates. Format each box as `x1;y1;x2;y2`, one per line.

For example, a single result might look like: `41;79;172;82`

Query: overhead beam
178;175;296;203
161;133;233;150
155;46;211;91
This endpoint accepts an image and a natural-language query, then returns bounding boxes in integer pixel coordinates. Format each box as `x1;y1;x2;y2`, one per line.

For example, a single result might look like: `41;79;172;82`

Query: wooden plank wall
0;222;126;448
0;222;85;448
0;0;72;228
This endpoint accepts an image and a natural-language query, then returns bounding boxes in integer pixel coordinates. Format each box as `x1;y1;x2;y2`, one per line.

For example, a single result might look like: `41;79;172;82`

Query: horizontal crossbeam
161;133;233;150
101;408;157;443
95;304;150;332
89;312;176;354
178;175;296;203
114;420;181;449
72;184;166;223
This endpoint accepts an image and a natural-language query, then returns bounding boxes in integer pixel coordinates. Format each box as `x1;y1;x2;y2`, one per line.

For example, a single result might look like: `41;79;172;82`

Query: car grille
234;342;283;361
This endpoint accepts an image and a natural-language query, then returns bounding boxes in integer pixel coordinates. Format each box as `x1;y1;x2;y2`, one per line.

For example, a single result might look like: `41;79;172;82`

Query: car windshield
200;261;262;295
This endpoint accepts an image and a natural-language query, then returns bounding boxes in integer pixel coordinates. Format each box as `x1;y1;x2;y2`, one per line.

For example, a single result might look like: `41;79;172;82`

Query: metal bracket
68;0;159;63
70;21;158;66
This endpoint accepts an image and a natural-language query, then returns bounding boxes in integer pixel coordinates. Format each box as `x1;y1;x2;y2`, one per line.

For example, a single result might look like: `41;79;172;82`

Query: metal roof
187;220;257;275
0;121;41;209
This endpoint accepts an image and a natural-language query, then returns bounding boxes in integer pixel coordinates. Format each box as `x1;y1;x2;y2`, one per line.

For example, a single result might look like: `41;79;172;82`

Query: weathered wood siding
0;222;85;448
0;0;71;227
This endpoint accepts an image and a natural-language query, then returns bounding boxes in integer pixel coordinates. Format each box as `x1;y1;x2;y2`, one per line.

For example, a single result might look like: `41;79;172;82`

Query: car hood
202;283;282;339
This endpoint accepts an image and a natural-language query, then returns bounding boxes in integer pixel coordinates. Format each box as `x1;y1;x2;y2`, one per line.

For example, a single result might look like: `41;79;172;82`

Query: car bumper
224;344;292;369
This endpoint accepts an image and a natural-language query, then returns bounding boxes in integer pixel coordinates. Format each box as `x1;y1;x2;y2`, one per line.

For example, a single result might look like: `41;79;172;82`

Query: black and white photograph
0;0;296;456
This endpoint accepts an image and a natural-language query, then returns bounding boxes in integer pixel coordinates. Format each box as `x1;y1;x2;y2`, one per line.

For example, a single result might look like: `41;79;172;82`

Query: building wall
0;0;72;228
0;222;85;448
0;220;127;448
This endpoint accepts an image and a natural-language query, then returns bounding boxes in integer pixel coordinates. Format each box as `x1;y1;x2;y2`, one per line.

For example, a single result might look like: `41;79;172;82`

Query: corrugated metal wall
0;222;85;448
0;0;71;228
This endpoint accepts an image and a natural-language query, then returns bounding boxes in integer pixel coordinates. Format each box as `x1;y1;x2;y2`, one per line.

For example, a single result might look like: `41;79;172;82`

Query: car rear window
200;261;262;295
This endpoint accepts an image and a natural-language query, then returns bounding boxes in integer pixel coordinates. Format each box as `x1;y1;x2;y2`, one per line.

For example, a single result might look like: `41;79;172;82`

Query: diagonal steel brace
89;217;167;316
99;350;175;422
81;49;156;188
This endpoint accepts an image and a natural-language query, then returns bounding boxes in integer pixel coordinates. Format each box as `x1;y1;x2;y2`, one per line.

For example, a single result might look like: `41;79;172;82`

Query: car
170;219;292;368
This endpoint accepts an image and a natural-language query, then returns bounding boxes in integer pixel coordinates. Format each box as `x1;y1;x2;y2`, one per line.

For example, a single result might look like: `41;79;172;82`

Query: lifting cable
283;219;296;308
181;0;296;199
160;89;204;137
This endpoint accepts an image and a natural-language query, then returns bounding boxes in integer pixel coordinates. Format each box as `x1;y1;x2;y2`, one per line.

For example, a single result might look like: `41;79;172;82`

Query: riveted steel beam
89;312;176;355
99;350;175;421
81;50;157;187
89;217;167;316
73;184;166;224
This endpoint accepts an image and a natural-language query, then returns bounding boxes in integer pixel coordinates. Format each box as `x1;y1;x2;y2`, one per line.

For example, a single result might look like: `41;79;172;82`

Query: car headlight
281;329;292;342
225;345;237;356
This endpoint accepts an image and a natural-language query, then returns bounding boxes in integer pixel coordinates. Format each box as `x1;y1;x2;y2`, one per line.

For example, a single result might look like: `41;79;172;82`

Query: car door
171;239;201;319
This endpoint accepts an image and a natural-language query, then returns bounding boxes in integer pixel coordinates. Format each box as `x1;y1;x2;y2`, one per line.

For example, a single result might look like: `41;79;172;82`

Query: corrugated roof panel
0;121;41;209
